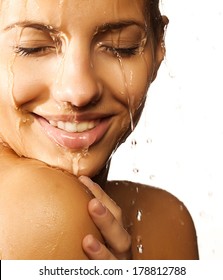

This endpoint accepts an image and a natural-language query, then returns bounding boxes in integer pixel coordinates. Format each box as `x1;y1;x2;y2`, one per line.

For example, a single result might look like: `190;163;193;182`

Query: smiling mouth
35;114;111;150
48;119;100;133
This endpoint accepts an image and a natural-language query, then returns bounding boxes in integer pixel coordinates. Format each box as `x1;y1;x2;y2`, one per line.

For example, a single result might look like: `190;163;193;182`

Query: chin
37;152;106;179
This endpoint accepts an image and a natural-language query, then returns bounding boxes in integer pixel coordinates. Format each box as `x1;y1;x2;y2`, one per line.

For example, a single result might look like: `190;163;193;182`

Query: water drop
125;222;133;232
136;210;142;221
149;175;155;180
131;139;137;147
136;235;143;254
137;244;143;254
8;53;17;109
71;152;83;176
20;114;31;124
131;199;136;206
180;220;185;226
146;138;152;144
133;168;139;174
129;70;134;87
136;235;142;243
115;52;135;131
81;147;90;158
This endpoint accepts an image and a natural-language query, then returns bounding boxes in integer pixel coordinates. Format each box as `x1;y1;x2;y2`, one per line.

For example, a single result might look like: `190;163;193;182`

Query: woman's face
0;0;163;177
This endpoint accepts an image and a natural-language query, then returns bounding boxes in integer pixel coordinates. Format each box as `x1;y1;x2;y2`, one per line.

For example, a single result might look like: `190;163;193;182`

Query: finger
79;176;132;259
78;175;106;200
82;234;117;260
88;198;132;259
79;176;122;223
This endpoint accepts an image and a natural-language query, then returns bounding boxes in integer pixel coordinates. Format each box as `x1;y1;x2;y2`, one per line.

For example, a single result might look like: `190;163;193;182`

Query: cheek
10;59;55;106
123;55;154;117
126;62;150;112
96;54;152;113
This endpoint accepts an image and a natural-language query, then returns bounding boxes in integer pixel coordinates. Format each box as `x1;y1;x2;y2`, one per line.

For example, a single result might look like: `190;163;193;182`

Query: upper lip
32;112;113;122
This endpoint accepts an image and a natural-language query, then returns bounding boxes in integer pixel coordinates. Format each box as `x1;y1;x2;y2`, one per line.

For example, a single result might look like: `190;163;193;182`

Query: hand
79;176;132;260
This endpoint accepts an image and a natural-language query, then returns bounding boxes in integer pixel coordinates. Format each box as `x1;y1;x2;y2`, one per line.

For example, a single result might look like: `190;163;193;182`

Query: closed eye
14;46;56;57
103;45;140;58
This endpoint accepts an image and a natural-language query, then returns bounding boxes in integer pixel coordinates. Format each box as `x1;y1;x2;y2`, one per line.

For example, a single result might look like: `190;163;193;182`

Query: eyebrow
3;21;59;33
3;19;146;34
95;20;147;34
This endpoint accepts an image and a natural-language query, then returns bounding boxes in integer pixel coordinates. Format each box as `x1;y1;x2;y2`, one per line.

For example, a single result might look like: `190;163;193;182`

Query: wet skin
0;0;199;259
0;0;156;178
0;146;199;259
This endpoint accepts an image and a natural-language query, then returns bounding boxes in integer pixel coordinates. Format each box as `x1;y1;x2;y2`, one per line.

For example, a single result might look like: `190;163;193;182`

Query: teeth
49;120;98;133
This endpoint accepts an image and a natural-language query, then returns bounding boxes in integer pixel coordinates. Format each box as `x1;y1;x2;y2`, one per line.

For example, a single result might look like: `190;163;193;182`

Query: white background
108;0;223;259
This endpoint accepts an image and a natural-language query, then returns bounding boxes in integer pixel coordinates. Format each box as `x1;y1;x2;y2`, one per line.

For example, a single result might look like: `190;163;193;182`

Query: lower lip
36;116;111;150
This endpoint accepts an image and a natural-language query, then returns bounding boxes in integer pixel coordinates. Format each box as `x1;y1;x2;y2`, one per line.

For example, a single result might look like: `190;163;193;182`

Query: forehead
0;0;146;30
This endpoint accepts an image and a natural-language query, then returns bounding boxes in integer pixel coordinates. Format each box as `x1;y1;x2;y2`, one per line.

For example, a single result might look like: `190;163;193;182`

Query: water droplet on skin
137;244;143;254
129;108;134;132
8;53;17;109
115;52;135;131
136;235;142;243
71;153;83;176
81;147;90;158
180;220;185;226
22;119;28;124
136;235;143;254
179;205;184;211
59;0;64;7
131;199;136;206
129;70;134;87
20;115;31;124
136;210;142;221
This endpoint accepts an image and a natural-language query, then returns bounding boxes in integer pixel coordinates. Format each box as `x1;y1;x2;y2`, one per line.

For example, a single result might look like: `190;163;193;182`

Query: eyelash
14;46;55;57
104;46;140;57
14;45;140;58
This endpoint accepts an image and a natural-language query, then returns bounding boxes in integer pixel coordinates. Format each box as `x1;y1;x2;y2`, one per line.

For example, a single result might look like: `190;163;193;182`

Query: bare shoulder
0;147;102;259
105;181;199;260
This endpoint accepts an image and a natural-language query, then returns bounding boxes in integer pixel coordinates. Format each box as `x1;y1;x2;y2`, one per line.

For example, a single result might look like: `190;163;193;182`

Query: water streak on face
0;0;163;178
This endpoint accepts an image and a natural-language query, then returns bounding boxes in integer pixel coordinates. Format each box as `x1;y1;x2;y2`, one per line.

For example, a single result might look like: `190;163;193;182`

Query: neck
92;160;110;188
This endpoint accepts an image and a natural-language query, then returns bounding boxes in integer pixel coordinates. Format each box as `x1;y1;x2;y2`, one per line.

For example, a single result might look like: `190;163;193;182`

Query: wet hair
145;0;165;44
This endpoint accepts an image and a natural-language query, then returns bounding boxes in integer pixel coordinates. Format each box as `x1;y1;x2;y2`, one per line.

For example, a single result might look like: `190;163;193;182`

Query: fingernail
93;199;106;215
87;235;101;252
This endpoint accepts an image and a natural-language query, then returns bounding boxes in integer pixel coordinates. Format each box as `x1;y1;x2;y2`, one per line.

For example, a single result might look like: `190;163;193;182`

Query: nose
52;44;102;108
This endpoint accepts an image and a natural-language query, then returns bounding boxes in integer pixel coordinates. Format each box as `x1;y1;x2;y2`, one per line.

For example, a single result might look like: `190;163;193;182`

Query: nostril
52;76;103;108
68;95;101;110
